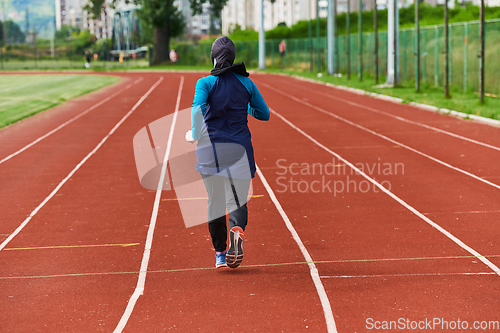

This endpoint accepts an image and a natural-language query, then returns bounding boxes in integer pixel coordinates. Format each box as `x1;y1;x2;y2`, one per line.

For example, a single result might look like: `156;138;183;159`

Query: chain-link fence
175;19;500;95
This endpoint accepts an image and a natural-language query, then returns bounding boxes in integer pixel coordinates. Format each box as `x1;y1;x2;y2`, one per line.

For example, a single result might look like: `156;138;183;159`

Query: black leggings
201;174;250;252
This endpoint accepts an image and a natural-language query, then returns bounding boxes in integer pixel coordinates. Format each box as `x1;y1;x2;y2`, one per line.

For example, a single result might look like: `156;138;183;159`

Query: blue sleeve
235;74;270;121
191;76;217;140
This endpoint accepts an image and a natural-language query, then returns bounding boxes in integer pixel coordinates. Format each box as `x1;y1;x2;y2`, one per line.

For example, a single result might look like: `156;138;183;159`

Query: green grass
260;68;500;121
0;74;120;128
0;59;149;71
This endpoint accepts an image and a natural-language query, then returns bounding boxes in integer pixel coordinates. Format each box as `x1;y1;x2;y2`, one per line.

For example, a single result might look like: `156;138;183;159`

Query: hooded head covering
211;36;235;68
210;36;249;77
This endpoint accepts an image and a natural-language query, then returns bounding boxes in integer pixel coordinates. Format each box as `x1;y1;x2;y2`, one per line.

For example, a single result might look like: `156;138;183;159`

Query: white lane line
256;165;338;333
424;210;500;215
265;77;500;153
0;77;162;252
269;107;500;277
321;272;496;279
113;75;184;333
261;83;500;192
0;77;144;166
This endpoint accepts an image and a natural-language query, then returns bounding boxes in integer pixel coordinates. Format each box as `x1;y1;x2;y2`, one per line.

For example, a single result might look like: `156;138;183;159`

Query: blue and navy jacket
191;71;270;178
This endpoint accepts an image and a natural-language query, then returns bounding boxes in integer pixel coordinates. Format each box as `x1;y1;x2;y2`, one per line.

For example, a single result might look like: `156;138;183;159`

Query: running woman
187;36;270;268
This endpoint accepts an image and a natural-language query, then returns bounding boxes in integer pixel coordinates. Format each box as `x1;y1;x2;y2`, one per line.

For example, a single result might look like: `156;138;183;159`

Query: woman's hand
185;130;196;144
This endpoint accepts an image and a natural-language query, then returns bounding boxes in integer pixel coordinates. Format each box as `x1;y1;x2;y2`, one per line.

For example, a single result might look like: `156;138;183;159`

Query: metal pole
403;30;407;81
258;0;266;69
444;0;450;98
423;28;427;82
327;0;335;74
317;0;321;72
480;0;485;104
347;0;350;79
415;0;420;92
464;22;468;93
309;2;313;72
374;0;378;84
334;0;339;72
358;0;363;81
435;25;438;87
393;0;398;86
449;24;452;86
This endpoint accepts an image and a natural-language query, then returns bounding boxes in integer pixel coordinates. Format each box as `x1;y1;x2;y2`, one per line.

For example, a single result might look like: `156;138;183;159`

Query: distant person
187;36;270;269
169;49;178;63
85;51;91;68
279;40;286;57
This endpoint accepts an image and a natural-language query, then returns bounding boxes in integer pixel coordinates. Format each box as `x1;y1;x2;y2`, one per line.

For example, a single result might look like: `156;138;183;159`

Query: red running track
1;71;499;332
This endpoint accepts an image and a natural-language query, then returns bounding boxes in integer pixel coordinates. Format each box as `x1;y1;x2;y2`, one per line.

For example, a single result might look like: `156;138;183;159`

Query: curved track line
113;76;184;333
269;108;500;277
256;165;338;333
0;77;144;166
0;77;163;252
261;83;500;191
282;80;500;153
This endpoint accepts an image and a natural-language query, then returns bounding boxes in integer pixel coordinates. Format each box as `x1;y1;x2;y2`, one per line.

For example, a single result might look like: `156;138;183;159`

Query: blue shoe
215;251;227;268
226;226;244;269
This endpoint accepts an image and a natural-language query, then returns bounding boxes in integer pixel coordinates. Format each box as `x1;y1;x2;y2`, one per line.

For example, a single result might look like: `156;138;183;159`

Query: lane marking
5;253;500;280
268;108;500;277
256;165;338;333
320;272;497;279
161;194;264;201
0;77;144;166
0;77;163;253
269;77;500;153
113;76;184;333
424;210;500;215
261;83;500;192
3;243;140;251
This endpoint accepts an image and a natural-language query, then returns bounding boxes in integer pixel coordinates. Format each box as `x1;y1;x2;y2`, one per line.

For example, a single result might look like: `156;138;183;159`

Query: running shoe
215;251;227;268
226;226;244;268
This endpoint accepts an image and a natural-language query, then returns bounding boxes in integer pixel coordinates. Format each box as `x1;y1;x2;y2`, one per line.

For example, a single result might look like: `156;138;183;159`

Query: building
55;0;114;39
83;2;115;39
55;0;85;29
175;0;219;36
222;0;438;35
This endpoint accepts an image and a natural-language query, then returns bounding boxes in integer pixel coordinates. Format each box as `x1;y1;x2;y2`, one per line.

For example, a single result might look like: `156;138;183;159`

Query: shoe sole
227;227;244;269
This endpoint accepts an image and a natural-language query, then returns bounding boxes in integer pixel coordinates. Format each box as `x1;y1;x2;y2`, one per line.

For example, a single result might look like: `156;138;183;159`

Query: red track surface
1;71;499;332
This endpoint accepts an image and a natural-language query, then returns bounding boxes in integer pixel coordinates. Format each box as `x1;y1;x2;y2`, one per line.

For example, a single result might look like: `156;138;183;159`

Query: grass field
0;59;148;71
0;75;120;128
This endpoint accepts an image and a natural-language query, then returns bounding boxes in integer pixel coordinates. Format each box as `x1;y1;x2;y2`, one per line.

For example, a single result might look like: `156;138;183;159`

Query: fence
176;19;500;95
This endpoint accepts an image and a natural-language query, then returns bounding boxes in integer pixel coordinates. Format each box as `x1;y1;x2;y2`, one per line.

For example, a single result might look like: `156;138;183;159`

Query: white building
175;0;218;36
55;0;115;39
83;2;114;39
222;0;435;35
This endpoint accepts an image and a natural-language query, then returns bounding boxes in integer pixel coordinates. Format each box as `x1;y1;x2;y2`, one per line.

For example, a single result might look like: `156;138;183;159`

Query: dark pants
201;174;250;252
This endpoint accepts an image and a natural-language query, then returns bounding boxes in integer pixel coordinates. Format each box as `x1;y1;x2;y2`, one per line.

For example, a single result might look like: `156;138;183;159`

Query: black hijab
210;36;249;77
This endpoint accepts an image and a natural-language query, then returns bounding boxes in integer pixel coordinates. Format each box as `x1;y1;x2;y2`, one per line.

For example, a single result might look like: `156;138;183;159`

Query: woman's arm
247;80;270;121
191;77;213;140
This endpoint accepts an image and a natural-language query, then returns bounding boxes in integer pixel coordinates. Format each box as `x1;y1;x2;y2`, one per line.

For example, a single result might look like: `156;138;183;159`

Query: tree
2;20;26;44
85;0;185;65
